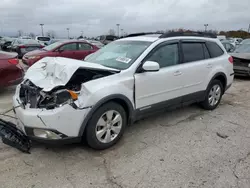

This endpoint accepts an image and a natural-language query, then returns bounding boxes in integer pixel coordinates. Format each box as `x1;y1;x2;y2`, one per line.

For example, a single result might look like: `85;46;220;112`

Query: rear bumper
233;66;250;76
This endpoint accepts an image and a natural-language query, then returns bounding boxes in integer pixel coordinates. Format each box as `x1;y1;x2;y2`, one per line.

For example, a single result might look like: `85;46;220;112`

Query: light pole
67;28;70;39
121;29;124;37
204;24;208;32
40;24;44;36
116;24;120;37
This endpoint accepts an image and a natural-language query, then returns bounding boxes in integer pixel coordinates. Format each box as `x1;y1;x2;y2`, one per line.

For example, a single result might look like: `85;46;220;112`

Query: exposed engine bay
19;68;115;109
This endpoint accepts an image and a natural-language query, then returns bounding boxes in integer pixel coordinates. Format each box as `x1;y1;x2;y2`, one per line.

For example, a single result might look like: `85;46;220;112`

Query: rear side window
37;37;50;42
78;43;93;50
206;41;224;58
182;42;204;63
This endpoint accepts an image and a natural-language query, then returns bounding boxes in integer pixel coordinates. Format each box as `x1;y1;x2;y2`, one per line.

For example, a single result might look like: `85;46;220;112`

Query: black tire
201;79;223;110
85;102;127;150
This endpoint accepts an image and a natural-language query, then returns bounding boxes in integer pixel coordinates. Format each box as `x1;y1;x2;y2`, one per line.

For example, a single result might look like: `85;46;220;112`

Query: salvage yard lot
1;78;250;188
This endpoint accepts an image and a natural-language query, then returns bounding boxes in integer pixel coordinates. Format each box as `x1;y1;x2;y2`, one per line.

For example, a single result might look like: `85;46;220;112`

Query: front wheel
201;80;223;110
85;102;127;150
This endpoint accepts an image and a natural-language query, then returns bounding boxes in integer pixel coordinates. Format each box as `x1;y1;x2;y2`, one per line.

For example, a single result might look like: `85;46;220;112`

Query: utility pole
248;24;250;33
67;28;70;39
204;24;208;32
116;24;120;37
40;24;44;36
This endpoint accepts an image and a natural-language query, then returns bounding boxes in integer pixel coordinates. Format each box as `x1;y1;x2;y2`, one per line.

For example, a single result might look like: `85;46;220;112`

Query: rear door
57;42;77;59
179;40;212;103
76;42;95;60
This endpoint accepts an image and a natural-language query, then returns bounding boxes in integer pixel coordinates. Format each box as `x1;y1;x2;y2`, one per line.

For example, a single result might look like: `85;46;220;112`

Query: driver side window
146;43;179;68
60;43;77;51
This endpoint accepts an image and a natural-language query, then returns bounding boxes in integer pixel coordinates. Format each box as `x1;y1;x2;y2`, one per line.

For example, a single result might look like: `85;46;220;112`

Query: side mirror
142;61;160;72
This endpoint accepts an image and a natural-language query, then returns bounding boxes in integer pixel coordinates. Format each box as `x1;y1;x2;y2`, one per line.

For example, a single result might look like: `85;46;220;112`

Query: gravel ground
1;78;250;188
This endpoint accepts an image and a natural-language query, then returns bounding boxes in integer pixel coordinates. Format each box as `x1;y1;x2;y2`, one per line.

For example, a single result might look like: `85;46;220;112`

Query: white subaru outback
13;32;234;149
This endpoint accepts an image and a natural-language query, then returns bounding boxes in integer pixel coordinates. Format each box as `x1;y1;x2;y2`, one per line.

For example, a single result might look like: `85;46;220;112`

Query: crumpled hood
24;57;120;91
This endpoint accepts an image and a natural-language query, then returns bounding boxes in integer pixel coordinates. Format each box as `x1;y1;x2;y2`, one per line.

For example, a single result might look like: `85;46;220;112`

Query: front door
135;42;183;111
57;42;77;59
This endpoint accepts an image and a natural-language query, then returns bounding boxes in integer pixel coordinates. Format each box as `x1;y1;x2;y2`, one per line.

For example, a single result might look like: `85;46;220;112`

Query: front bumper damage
0;118;31;153
13;95;91;142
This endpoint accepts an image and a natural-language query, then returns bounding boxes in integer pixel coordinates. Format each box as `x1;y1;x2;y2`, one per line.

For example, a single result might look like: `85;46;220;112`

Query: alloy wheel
95;110;123;143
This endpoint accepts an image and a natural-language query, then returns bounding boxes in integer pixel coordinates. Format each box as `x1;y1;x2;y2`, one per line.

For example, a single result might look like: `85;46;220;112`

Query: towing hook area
0;118;31;154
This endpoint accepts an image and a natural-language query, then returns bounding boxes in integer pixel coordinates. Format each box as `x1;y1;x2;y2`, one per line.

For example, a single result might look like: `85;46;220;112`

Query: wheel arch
208;72;227;93
78;94;135;137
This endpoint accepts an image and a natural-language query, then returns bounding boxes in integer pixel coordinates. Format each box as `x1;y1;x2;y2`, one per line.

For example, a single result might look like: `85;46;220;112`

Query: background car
1;38;16;51
240;39;250;45
221;40;235;52
46;39;64;45
9;39;44;58
95;35;118;45
79;39;104;48
231;43;250;76
0;37;13;49
0;51;23;88
22;40;99;66
35;36;51;46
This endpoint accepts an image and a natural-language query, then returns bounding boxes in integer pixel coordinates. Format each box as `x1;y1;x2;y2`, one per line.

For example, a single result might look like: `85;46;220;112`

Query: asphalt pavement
1;78;250;188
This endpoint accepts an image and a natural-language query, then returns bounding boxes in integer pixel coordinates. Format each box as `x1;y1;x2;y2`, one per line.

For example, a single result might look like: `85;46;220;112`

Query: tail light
40;45;44;48
19;45;26;48
8;58;19;65
228;56;233;64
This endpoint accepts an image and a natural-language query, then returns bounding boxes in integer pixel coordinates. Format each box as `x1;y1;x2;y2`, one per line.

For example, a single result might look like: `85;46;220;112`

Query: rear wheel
201;79;223;110
85;102;127;150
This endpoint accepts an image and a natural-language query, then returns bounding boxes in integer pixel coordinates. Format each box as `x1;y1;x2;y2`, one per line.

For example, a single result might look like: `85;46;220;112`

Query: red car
22;40;99;66
0;51;24;88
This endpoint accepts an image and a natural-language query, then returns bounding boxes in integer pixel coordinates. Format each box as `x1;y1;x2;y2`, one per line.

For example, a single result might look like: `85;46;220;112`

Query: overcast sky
0;0;249;38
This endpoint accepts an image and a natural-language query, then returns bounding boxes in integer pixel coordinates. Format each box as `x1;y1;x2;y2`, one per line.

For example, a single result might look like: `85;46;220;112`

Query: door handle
206;63;212;68
174;70;182;76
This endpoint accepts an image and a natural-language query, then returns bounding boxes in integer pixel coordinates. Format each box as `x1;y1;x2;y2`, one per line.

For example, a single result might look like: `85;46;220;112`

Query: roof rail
159;32;217;39
122;32;164;38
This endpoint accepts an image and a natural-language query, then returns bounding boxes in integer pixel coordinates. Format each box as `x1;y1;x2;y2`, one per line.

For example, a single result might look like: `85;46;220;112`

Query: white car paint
25;57;120;91
13;35;234;140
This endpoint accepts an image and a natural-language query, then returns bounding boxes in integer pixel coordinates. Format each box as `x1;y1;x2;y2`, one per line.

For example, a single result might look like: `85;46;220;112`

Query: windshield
84;40;152;70
234;44;250;53
43;41;63;51
241;39;250;45
37;37;50;41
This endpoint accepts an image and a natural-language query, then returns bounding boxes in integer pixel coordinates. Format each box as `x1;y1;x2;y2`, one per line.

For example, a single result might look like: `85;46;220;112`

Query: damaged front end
10;57;120;150
19;66;117;110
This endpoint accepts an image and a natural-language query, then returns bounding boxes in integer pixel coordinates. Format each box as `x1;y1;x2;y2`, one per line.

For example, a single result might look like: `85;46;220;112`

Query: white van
35;36;51;46
217;35;226;41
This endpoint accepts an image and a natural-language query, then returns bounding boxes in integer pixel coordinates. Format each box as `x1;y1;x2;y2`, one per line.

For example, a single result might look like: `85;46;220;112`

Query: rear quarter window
206;41;224;58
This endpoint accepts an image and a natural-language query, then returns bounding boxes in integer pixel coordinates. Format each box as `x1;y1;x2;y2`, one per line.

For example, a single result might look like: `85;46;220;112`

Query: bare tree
17;30;23;37
29;32;35;39
108;29;115;36
46;30;56;38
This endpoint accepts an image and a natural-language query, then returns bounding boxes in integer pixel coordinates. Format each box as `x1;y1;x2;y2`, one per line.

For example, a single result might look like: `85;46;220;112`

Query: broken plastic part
0;118;31;153
67;90;78;100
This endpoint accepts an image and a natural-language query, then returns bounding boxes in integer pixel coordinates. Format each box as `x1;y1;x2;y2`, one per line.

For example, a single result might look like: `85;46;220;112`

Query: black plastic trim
78;94;135;136
135;91;205;120
159;32;217;39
